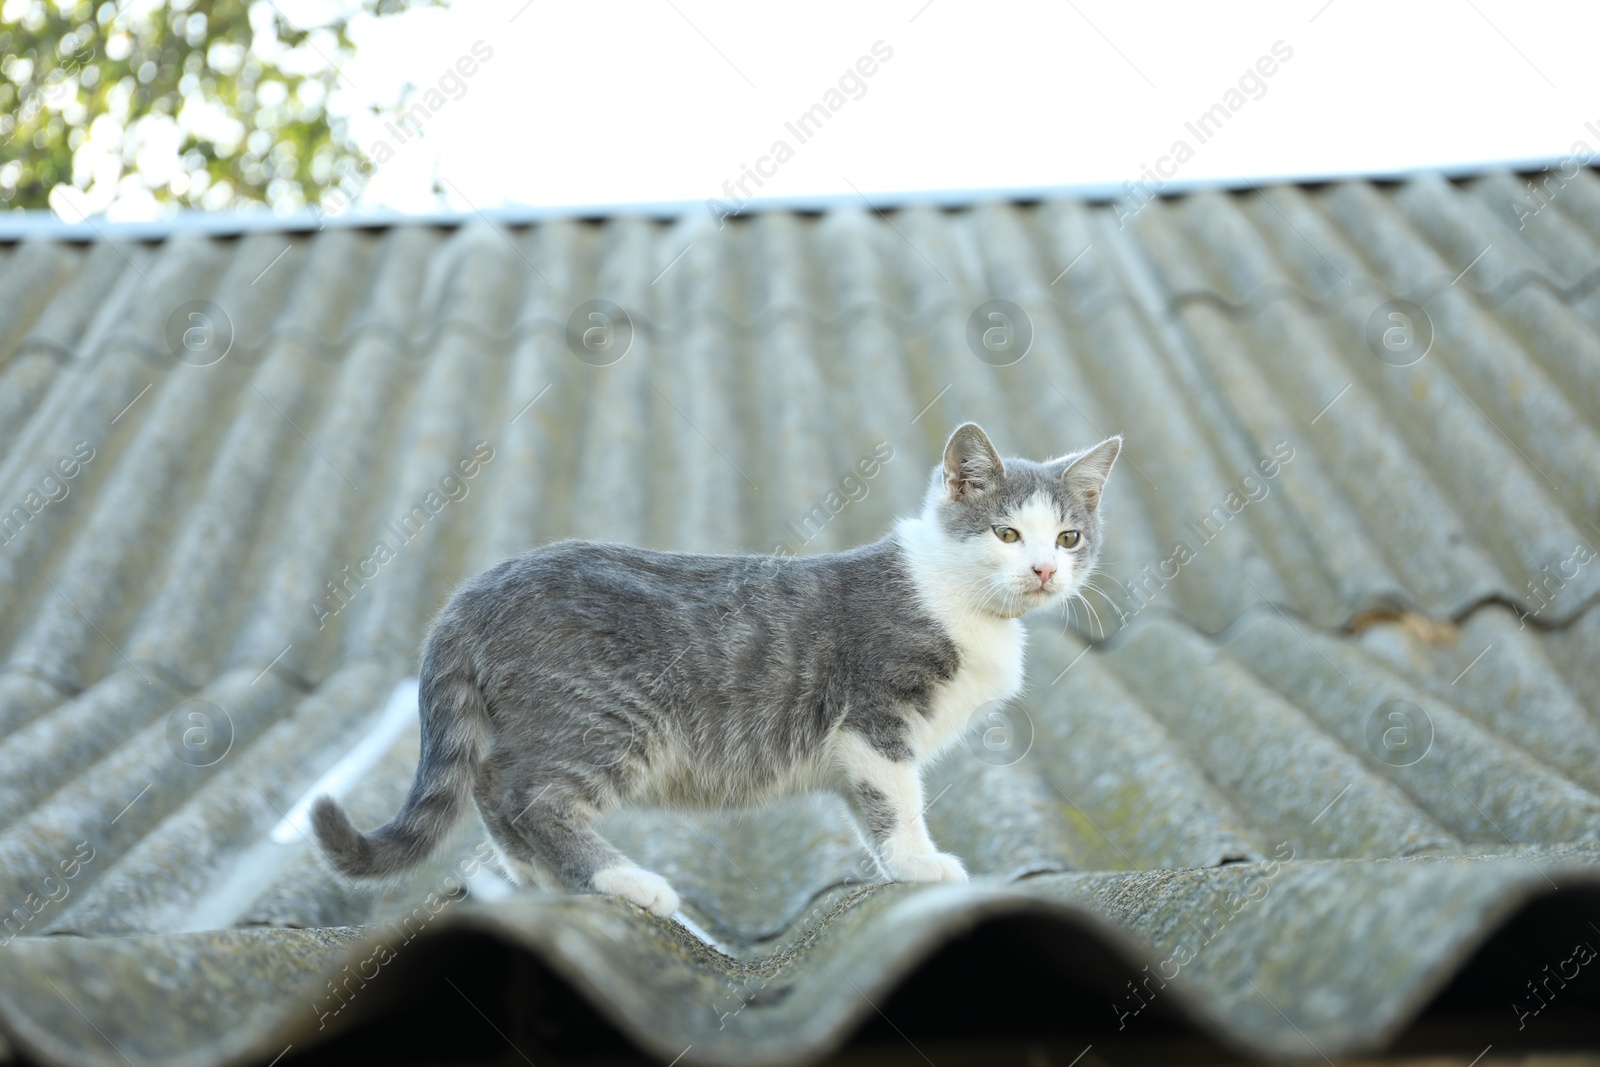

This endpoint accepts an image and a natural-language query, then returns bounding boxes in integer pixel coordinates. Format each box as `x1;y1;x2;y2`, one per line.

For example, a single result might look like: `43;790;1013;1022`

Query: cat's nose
1032;563;1055;585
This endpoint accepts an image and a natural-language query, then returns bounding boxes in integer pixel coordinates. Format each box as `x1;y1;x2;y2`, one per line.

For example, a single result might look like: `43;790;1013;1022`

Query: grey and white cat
313;423;1120;916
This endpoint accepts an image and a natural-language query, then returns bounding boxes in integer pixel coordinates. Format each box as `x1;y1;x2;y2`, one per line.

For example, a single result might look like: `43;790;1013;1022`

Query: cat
312;423;1121;917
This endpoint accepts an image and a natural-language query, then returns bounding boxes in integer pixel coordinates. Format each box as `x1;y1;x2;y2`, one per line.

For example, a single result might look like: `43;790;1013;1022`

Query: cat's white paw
884;851;968;884
592;865;681;917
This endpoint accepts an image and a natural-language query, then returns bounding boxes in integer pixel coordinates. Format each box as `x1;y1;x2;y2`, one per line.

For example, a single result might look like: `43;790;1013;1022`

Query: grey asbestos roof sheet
1;168;1598;1066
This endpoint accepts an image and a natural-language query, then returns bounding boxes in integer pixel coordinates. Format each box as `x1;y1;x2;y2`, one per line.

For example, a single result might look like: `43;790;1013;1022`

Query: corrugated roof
1;168;1598;1066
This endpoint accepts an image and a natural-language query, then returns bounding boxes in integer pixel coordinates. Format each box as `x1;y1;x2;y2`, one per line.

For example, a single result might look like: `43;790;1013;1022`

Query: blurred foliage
0;0;438;214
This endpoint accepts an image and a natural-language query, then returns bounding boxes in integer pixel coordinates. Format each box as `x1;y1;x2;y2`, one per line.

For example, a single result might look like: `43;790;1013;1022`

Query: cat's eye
993;526;1020;543
1057;530;1081;549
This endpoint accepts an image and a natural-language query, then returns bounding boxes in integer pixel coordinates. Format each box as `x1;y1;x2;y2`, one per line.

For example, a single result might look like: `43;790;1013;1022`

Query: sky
264;0;1600;213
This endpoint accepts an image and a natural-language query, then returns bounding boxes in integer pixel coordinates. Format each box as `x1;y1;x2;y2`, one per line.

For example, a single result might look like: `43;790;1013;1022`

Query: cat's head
922;422;1121;619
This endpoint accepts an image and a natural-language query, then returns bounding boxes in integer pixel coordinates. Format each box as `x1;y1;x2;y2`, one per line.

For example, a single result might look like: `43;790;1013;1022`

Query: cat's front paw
884;851;968;884
592;865;681;917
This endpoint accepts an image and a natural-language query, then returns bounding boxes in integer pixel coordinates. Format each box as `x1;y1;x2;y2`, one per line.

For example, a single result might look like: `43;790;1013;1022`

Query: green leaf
0;0;448;212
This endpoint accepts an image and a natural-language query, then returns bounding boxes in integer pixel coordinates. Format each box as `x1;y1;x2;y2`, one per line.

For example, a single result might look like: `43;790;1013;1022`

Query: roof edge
0;152;1582;243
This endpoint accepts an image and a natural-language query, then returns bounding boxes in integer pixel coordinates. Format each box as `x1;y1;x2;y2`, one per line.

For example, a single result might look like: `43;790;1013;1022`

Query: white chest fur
893;514;1035;760
909;614;1027;759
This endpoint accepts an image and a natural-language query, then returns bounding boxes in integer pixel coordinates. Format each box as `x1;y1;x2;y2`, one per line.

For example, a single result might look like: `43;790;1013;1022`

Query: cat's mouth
995;586;1055;618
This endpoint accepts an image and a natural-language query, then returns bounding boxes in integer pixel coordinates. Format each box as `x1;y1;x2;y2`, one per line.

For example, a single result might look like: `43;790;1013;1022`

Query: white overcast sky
315;0;1597;214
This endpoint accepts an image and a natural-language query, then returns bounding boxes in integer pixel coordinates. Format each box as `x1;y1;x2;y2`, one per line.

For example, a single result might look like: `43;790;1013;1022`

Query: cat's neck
893;513;1028;634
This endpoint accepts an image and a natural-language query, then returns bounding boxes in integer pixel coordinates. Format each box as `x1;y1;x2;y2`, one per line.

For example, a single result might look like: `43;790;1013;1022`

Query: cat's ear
943;423;1004;501
1060;435;1122;511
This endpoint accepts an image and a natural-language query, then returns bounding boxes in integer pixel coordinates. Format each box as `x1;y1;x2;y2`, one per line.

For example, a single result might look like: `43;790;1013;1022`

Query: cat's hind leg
475;767;680;917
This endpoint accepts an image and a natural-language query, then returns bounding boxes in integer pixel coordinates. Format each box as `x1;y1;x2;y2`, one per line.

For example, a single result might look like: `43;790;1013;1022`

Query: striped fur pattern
311;424;1120;916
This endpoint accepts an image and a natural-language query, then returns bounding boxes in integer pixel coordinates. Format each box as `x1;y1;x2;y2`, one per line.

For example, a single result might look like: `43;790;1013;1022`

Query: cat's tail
311;662;488;879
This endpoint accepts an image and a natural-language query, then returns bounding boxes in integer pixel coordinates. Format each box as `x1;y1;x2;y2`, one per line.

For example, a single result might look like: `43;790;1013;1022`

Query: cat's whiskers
973;574;1013;618
944;571;991;609
1076;575;1111;603
948;569;1012;618
1078;578;1119;618
1072;590;1105;639
988;575;1025;619
1057;598;1081;640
